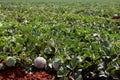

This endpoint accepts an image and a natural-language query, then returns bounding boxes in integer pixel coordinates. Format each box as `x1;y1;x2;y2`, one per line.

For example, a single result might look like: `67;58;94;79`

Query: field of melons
0;0;120;79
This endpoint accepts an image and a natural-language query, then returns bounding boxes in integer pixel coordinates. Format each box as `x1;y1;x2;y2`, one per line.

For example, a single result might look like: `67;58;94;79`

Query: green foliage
0;0;120;79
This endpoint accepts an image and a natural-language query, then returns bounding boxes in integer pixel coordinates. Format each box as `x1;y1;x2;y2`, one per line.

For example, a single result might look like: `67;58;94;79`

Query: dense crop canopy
0;0;120;79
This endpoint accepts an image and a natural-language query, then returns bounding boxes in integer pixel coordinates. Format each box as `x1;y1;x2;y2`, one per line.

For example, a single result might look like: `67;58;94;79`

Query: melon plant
5;56;16;67
0;63;4;70
52;58;61;71
34;57;47;69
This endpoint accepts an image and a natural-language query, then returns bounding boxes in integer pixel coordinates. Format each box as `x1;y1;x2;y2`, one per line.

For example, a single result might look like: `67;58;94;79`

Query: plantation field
0;0;120;80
